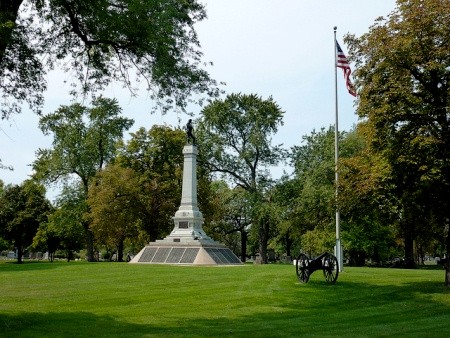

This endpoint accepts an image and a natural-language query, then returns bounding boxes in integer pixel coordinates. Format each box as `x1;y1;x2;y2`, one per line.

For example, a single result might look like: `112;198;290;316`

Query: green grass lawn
1;261;449;337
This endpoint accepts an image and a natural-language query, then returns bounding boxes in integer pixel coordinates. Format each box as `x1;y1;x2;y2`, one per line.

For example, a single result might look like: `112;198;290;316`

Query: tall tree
116;125;185;241
269;176;300;260
87;163;142;262
338;124;399;265
0;180;52;263
290;126;395;263
33;97;133;261
0;0;217;118
32;185;86;262
197;93;285;263
346;0;450;283
290;127;337;236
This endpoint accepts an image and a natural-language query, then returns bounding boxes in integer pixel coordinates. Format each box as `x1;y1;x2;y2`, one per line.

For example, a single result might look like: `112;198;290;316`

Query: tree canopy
346;0;450;280
0;0;217;118
198;93;285;193
33;96;134;189
197;93;285;263
32;185;86;262
0;180;52;263
87;163;142;262
116;125;185;241
33;96;133;261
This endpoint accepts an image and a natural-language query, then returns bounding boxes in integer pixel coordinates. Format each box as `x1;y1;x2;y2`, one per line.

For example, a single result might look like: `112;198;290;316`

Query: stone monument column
179;145;200;211
168;144;212;242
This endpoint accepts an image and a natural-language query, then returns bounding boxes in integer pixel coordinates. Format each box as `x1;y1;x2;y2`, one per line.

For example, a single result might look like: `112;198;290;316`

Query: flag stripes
336;41;356;97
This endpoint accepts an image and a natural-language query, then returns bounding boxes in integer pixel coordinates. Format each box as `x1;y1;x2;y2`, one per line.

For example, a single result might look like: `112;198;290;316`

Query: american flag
336;41;356;97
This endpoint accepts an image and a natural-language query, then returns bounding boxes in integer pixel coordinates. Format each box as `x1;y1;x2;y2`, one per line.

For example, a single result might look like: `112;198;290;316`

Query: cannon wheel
296;253;310;283
322;253;339;283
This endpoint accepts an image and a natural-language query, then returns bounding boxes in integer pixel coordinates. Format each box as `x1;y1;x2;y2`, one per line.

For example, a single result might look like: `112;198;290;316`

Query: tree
300;225;335;258
290;127;343;260
0;180;52;263
337;124;400;265
290;126;397;264
31;221;60;262
33;97;133;261
32;185;86;262
197;93;285;263
116;125;185;241
87;163;142;262
0;0;217;118
251;191;281;263
290;128;337;237
346;0;450;283
206;181;252;262
268;176;300;260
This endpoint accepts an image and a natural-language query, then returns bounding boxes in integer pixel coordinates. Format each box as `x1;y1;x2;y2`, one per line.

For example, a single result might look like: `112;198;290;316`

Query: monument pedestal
130;145;241;265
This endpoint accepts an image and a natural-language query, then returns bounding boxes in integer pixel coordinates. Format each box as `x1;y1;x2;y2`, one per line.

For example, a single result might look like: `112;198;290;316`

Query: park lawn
0;261;449;337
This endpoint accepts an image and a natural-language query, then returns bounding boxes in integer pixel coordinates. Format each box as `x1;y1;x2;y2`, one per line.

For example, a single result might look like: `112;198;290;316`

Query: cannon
295;252;339;283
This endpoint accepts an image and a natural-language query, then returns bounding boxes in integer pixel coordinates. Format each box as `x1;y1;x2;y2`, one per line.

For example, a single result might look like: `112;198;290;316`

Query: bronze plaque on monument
178;221;189;229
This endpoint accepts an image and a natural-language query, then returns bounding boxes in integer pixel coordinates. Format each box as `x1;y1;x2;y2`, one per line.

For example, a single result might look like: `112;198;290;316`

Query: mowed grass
1;261;449;337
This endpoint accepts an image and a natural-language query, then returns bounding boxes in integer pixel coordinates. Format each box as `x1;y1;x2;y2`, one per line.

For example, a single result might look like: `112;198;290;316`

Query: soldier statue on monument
186;119;196;145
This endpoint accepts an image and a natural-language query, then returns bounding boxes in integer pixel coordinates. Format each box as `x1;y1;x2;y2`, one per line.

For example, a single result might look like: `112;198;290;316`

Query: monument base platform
129;240;242;265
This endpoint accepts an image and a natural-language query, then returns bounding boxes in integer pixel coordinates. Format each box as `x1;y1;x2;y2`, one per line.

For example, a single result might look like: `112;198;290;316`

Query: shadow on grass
417;264;445;271
0;261;63;272
0;312;164;338
2;279;449;338
281;279;450;335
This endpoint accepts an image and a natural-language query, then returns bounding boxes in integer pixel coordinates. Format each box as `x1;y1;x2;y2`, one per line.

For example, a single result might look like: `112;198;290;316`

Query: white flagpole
333;27;343;272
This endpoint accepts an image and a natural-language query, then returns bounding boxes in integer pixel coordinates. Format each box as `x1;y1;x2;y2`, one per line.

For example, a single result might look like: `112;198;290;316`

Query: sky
0;0;397;201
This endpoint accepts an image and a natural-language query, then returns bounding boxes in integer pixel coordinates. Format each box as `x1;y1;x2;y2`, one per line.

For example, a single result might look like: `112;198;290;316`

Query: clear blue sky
0;0;397;201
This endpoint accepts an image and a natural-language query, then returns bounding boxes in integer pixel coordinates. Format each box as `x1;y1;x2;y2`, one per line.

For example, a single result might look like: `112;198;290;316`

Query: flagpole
333;26;343;272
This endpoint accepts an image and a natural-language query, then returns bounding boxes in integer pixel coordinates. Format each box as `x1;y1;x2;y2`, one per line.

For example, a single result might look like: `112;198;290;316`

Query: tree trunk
445;263;450;287
117;238;124;262
285;233;293;258
240;230;247;263
66;250;73;262
17;247;23;264
348;249;366;266
446;231;450;286
84;223;95;262
417;245;424;265
404;229;415;268
258;218;269;264
15;233;23;264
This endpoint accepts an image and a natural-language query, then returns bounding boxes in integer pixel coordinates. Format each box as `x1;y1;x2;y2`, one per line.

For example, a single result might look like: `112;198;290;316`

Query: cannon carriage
295;252;339;283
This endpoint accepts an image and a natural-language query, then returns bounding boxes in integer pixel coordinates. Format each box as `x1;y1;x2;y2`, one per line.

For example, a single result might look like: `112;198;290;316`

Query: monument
130;121;242;265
